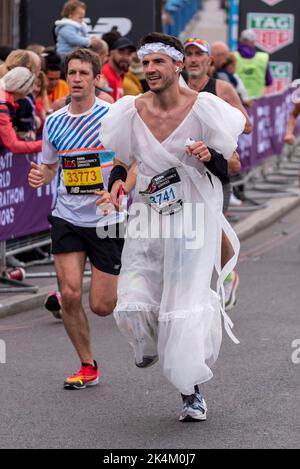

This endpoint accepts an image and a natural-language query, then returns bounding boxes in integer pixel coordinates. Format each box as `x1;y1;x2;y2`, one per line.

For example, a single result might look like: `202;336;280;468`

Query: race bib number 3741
62;154;103;195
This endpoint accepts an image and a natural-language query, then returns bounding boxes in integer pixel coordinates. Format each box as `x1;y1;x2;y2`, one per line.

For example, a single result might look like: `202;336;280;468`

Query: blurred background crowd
2;0;300;272
0;0;274;156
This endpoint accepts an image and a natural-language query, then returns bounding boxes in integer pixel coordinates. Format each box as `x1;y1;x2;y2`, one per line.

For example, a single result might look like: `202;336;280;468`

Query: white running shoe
230;193;243;206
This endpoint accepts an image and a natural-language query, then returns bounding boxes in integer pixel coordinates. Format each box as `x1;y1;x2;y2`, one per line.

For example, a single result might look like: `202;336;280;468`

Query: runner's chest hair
140;102;194;143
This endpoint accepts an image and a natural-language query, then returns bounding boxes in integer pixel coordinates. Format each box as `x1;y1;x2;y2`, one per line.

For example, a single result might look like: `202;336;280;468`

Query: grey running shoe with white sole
180;389;207;422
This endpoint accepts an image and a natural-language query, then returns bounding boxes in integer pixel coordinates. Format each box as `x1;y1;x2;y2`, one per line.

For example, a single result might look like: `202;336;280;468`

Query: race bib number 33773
62;154;103;195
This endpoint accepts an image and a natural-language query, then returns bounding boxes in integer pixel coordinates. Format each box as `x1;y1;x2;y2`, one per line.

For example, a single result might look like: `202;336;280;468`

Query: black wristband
108;165;127;192
204;148;229;184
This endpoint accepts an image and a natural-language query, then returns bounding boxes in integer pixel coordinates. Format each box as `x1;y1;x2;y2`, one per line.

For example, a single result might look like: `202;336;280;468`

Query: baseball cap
184;38;211;55
112;37;136;52
240;29;257;43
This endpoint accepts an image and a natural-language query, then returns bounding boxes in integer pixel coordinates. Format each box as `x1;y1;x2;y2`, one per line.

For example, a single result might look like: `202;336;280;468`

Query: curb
0;280;90;320
1;192;300;319
234;191;300;241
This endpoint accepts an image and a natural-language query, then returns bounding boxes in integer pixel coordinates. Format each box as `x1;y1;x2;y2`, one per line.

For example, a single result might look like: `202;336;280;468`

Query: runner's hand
284;133;296;145
186;141;212;162
28;162;45;189
95;190;113;216
110;180;126;210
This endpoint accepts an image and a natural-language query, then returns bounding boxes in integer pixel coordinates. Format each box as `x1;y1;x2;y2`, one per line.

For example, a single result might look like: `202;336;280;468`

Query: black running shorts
48;215;124;276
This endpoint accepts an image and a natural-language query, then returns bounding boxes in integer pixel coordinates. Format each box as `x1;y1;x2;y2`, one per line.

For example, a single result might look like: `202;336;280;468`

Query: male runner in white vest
28;49;125;390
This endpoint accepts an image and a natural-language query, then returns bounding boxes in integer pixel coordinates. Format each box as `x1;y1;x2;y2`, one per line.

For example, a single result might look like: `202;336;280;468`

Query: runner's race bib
139;167;183;215
62;153;103;195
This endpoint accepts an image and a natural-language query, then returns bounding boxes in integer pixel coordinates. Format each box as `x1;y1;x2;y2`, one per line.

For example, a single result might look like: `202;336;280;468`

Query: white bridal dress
100;92;246;395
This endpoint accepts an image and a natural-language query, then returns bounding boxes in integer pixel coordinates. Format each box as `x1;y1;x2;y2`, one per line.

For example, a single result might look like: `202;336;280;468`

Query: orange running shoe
64;361;99;390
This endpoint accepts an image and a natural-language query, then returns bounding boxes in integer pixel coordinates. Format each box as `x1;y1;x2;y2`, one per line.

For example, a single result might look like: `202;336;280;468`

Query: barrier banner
0;152;55;242
238;88;300;171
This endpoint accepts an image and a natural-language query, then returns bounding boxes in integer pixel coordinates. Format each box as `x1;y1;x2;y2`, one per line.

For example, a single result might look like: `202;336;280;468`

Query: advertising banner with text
0;152;55;242
20;0;162;47
239;0;300;93
238;88;300;171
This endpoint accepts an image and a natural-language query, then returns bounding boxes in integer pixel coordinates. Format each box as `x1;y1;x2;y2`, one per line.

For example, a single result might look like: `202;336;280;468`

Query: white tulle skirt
114;181;226;395
115;292;222;395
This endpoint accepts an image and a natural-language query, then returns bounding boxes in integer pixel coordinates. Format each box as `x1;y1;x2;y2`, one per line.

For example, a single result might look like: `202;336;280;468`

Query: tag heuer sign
260;0;284;6
270;62;293;80
266;62;293;95
247;13;294;53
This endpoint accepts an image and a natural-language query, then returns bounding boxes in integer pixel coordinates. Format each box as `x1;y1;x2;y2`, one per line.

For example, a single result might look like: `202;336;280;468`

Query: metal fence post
0;241;6;274
228;0;240;50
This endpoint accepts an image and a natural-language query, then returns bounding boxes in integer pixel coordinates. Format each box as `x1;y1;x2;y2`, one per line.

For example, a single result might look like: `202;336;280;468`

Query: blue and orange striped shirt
42;98;114;227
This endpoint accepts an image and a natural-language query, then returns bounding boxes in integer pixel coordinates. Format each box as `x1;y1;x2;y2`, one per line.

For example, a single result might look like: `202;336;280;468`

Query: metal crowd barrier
226;84;300;215
230;143;300;216
0;233;51;293
0;232;92;294
164;0;203;37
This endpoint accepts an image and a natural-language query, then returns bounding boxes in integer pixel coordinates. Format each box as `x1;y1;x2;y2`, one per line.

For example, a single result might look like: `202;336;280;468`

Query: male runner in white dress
100;33;245;422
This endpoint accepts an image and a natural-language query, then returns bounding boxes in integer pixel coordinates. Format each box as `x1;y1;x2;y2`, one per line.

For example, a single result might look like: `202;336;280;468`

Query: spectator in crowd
161;2;173;29
0;49;38;78
55;0;99;61
211;41;230;77
14;89;37;141
91;38;109;66
217;53;250;105
234;29;273;98
45;52;69;107
26;44;46;57
90;38;114;95
32;71;50;133
0;49;42;141
124;52;149;96
102;29;122;52
0;67;42;153
102;36;136;101
26;50;42;75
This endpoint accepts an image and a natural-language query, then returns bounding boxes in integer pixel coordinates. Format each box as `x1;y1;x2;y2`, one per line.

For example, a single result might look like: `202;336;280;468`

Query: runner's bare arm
227;152;241;177
285;103;300;145
123;162;138;193
28;162;58;189
217;80;253;135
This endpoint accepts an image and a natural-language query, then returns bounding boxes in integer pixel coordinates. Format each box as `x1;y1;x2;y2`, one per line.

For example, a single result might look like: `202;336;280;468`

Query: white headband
137;42;184;62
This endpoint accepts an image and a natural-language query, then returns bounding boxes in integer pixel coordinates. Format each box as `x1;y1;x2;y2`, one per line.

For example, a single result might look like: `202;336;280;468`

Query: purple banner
1;89;299;242
238;89;300;171
0;151;55;242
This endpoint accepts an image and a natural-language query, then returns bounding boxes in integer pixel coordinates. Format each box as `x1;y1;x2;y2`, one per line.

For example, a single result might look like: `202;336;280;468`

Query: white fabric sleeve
193;92;246;160
41;121;58;165
100;95;136;167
